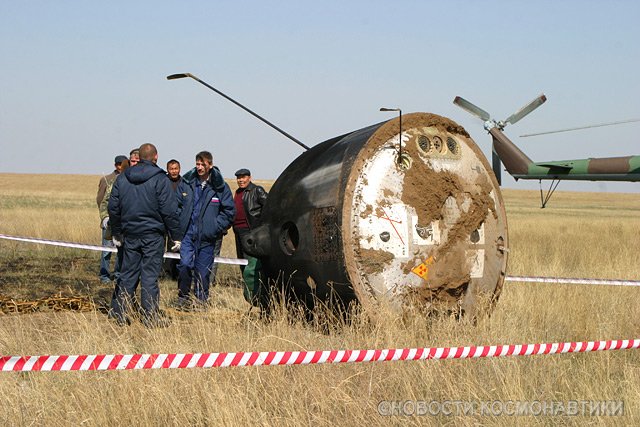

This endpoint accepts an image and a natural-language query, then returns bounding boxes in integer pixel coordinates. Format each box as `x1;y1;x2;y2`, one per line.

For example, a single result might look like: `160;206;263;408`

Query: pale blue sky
1;0;638;192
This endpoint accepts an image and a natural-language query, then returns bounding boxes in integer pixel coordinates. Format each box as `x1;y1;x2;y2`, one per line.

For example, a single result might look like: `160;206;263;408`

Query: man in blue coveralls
108;143;182;327
176;150;235;309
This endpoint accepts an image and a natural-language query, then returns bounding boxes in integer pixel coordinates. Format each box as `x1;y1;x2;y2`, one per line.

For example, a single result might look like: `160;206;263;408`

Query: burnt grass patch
0;245;110;302
0;243;244;313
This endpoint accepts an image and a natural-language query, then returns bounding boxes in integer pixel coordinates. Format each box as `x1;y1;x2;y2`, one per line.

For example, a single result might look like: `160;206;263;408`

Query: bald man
108;143;182;327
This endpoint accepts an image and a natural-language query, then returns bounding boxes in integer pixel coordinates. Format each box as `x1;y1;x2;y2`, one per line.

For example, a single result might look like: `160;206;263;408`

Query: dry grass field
1;173;639;425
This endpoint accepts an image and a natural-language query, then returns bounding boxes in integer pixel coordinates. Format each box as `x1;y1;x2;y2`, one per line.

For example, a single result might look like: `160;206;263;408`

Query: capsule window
431;136;444;153
279;221;299;255
446;137;459;155
417;135;431;154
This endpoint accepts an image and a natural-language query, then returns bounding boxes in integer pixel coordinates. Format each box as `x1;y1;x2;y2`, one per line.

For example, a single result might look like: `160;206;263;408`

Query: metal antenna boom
380;107;403;164
167;73;310;150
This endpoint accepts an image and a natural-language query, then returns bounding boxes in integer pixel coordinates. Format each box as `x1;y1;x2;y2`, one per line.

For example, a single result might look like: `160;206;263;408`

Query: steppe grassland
0;173;639;426
0;173;273;257
505;188;640;279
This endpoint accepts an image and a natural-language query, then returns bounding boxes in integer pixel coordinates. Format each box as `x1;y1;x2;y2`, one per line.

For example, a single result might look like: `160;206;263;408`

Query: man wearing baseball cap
233;168;269;311
96;154;127;283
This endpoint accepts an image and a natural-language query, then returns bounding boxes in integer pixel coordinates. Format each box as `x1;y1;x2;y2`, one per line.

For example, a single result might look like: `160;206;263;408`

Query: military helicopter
453;95;640;207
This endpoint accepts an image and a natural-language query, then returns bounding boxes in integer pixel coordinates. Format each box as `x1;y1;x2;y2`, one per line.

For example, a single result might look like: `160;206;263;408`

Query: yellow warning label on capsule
411;256;434;280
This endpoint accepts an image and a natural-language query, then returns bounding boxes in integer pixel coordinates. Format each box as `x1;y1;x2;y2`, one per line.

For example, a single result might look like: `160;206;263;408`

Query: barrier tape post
1;339;638;372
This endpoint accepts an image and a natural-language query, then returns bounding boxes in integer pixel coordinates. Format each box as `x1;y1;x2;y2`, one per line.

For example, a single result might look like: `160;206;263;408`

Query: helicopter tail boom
488;127;534;177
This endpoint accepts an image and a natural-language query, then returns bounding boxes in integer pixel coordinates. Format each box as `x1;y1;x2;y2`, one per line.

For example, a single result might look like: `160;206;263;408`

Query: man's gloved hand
171;241;181;252
112;237;122;248
101;217;109;229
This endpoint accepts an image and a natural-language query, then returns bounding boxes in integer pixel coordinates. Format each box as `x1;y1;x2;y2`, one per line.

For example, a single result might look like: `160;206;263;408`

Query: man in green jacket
96;155;127;283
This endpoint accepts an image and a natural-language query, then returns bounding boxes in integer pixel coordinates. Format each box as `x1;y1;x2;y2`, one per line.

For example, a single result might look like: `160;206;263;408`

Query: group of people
95;143;268;327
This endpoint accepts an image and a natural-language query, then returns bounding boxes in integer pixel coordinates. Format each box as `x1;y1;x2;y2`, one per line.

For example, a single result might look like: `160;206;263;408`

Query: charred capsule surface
251;113;508;316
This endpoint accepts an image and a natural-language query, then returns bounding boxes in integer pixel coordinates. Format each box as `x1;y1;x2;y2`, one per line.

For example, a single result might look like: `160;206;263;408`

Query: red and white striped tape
2;339;638;372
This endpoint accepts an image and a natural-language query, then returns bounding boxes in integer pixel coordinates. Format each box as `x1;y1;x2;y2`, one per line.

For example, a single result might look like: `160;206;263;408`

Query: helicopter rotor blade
453;96;491;121
520;117;640;137
504;94;547;126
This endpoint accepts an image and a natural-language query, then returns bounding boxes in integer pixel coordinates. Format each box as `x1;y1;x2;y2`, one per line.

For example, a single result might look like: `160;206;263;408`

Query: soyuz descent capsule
245;113;508;316
168;74;508;316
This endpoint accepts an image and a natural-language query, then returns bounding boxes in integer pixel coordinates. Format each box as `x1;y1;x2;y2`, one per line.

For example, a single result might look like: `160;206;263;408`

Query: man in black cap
232;168;268;309
96;155;127;283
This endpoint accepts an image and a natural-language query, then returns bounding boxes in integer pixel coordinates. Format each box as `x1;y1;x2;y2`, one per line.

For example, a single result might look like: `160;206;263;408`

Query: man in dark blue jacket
176;151;235;308
108;143;182;327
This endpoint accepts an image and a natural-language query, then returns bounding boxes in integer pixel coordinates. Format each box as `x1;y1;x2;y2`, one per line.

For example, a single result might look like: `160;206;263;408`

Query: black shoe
192;299;209;312
142;311;171;328
173;298;193;312
108;312;131;327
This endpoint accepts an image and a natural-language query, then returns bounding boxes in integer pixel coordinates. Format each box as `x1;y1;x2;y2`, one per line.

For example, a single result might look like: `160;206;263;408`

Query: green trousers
241;255;263;306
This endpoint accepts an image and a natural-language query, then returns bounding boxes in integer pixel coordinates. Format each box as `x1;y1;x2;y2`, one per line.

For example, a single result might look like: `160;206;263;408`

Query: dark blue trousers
177;235;222;302
111;234;164;320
